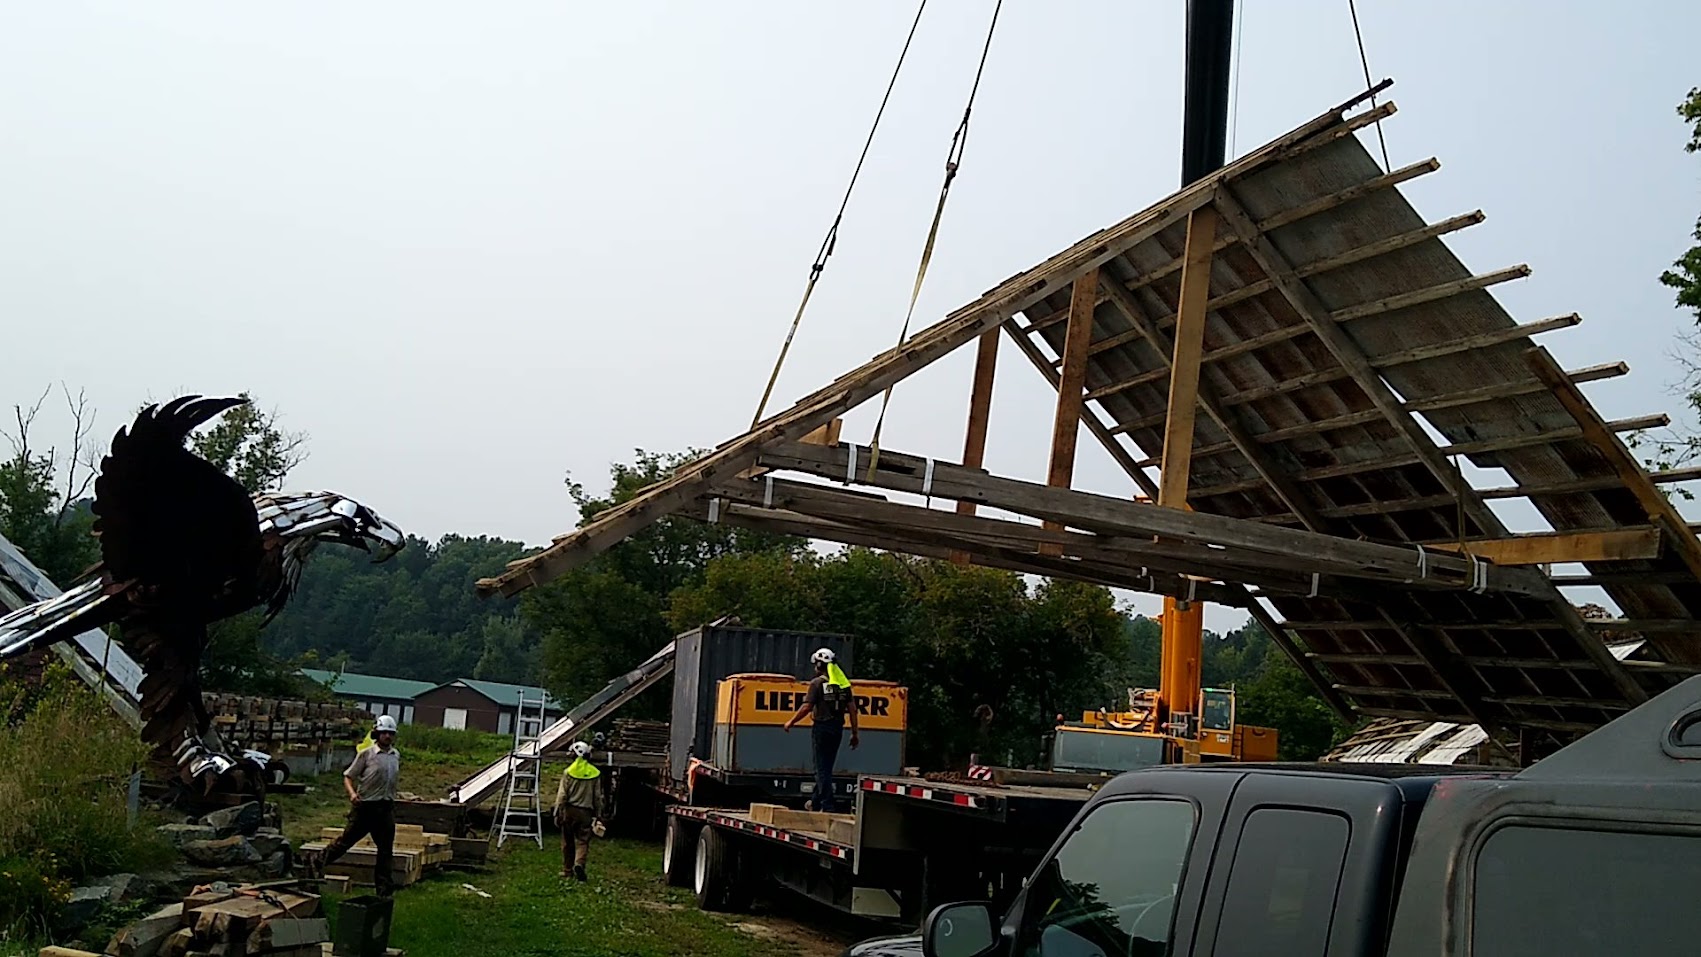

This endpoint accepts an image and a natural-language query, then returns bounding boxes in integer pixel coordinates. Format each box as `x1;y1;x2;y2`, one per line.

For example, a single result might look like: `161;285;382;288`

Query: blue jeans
811;722;844;812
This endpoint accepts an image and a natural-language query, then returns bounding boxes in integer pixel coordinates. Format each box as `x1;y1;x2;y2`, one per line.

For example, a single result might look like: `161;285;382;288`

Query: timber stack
61;880;332;957
297;825;453;889
607;718;669;753
204;694;372;752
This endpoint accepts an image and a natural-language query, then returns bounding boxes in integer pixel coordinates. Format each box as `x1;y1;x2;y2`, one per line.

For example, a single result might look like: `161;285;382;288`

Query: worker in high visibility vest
783;648;860;812
552;741;607;882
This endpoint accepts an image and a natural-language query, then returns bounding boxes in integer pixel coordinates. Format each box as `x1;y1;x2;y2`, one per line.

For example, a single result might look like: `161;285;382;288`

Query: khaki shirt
554;768;605;817
345;745;400;802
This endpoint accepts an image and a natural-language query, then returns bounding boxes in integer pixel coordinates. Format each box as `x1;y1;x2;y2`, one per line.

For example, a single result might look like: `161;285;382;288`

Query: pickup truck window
1210;808;1349;957
1472;823;1701;956
1015;797;1194;957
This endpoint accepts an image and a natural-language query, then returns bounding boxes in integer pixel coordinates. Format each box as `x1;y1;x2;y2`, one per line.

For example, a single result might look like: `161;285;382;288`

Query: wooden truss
480;82;1701;746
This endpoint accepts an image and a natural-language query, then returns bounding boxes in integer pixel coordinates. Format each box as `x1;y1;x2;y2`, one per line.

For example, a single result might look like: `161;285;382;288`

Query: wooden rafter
1096;270;1328;529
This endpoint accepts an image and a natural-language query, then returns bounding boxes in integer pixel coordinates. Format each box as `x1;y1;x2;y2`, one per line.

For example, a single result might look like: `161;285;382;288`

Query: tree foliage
0;387;101;586
1640;87;1701;480
187;392;308;494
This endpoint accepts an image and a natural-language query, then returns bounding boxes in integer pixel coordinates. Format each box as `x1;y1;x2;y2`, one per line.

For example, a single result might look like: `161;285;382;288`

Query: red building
412;679;565;735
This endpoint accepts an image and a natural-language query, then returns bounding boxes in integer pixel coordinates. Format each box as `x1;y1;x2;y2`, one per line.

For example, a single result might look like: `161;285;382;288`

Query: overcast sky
3;1;1699;625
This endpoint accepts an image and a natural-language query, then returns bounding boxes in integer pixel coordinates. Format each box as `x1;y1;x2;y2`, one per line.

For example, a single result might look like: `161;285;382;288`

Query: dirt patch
634;900;686;913
726;910;854;957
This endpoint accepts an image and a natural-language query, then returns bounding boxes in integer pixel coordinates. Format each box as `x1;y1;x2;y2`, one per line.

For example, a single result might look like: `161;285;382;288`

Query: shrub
0;664;166;890
0;855;70;938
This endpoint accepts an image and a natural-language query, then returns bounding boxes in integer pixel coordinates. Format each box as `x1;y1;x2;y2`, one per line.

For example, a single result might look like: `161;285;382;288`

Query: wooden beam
953;330;1000;563
1043;269;1103;553
1406;361;1626;415
1159;207;1218;509
1428;527;1662;565
1257;158;1440;231
1096;278;1329;528
1329;265;1531;323
1527;346;1701;668
756;440;1558;598
1002;319;1162;500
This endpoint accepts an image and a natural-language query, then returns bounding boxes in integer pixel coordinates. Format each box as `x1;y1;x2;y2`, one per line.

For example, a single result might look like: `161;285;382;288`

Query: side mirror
923;902;998;957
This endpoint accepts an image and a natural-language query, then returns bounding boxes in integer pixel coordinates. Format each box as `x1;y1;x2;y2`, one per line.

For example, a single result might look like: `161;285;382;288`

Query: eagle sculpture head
255;491;405;561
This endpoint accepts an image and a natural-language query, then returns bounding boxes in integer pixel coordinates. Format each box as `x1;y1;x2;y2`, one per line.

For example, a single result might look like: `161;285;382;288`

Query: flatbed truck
662;772;1103;923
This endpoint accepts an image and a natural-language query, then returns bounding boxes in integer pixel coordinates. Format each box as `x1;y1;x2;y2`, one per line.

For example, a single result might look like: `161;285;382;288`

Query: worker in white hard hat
783;648;859;812
310;714;402;895
553;740;608;882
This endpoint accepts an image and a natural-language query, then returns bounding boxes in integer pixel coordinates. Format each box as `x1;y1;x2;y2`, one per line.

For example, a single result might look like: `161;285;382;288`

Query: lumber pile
607;718;669;753
203;694;371;753
297;825;452;889
747;803;855;842
90;881;328;957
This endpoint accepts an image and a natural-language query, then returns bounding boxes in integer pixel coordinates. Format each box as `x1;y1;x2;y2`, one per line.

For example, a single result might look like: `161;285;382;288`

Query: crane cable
1347;0;1392;171
865;0;1005;479
750;1;931;430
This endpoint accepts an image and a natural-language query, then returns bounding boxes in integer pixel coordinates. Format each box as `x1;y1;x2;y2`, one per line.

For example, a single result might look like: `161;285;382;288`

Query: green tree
1638;87;1701;479
1660;87;1701;320
525;449;805;710
0;387;101;586
187;393;307;493
473;614;538;685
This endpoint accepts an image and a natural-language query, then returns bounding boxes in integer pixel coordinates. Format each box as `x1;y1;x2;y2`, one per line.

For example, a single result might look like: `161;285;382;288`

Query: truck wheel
693;827;744;912
663;816;695;888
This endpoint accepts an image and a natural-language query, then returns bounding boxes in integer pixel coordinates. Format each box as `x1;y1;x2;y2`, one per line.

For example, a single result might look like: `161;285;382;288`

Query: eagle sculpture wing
92;395;265;750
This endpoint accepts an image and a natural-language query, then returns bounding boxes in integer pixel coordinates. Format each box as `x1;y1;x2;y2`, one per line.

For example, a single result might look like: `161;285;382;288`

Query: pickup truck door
999;769;1238;957
1187;773;1410;957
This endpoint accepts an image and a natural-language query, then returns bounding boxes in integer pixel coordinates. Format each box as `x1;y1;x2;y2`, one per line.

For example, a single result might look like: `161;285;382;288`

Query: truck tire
693;826;746;912
663;815;695;888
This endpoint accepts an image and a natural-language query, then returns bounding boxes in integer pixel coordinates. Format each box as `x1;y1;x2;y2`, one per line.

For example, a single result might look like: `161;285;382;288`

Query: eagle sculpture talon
0;396;403;796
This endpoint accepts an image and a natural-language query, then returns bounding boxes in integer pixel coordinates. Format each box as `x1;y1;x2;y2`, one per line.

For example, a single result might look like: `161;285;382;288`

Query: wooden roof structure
480;83;1701;751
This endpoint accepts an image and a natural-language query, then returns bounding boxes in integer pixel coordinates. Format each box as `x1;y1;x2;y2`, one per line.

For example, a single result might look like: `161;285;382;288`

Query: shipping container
710;674;906;776
668;626;854;782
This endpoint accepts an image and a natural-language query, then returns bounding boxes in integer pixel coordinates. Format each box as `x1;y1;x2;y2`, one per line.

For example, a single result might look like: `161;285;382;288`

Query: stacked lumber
297;825;452;889
607;718;669;753
203;694;371;752
90;882;328;957
747;803;856;842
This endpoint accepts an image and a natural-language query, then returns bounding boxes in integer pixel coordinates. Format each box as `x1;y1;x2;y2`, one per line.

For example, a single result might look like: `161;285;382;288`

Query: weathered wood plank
1158;208;1217;509
1044;268;1103;553
1428;527;1662;565
755;440;1556;597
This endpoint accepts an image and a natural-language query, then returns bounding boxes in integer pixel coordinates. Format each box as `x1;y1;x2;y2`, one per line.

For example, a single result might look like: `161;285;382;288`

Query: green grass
276;728;850;957
319;838;808;957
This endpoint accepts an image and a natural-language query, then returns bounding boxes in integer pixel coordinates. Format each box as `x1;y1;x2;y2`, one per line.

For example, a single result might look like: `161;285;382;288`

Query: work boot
573;865;587;882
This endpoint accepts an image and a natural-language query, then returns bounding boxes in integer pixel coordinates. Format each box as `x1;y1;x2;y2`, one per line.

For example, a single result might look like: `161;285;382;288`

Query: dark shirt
805;676;844;728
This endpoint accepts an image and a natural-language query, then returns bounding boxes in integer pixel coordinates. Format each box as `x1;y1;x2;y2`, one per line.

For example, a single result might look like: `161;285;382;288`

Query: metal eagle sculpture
0;396;403;790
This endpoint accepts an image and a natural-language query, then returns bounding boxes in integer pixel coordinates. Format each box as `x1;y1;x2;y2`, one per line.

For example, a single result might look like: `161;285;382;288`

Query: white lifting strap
707;497;722;525
922;458;936;499
846;444;859;485
763;474;776;509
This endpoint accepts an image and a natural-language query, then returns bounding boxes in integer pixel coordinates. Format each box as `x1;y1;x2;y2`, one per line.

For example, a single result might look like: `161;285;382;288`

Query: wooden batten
953;330;1000;564
1042;268;1102;554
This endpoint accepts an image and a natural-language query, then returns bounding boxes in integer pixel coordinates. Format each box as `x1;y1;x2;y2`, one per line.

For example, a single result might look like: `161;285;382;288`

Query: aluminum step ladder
495;692;548;849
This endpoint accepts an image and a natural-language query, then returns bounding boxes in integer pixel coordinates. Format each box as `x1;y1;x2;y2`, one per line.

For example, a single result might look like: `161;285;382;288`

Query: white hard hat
811;648;836;665
569;741;592;758
374;715;398;733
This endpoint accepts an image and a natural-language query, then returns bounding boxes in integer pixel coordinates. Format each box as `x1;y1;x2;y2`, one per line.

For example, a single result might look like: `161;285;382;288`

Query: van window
1472;823;1701;956
1211;808;1349;957
1015;798;1194;957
